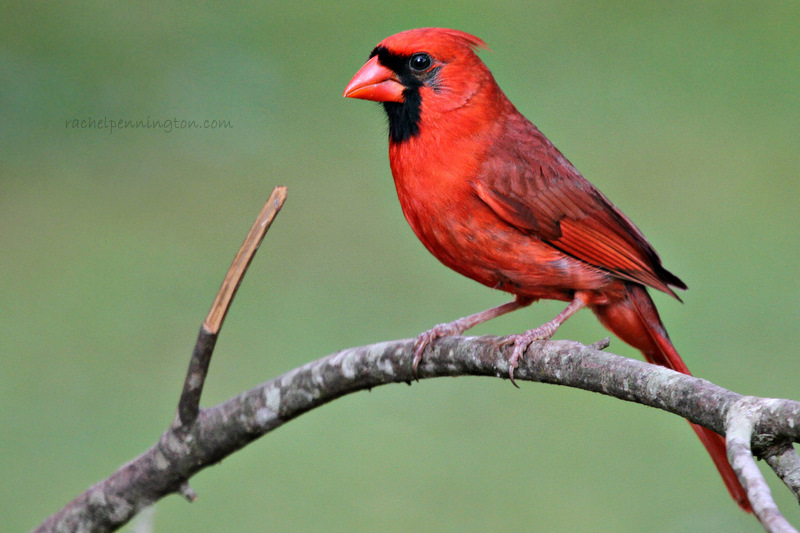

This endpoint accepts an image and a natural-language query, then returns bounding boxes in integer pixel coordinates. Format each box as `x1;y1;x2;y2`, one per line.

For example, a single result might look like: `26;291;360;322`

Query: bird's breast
389;141;612;301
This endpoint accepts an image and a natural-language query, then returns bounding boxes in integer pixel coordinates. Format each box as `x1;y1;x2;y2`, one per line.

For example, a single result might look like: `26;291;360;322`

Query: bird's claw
412;321;468;380
412;332;434;380
505;323;558;387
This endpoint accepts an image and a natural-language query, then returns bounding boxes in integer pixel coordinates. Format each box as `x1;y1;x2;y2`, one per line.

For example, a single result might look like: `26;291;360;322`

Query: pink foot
409;297;535;380
412;320;471;378
505;321;561;387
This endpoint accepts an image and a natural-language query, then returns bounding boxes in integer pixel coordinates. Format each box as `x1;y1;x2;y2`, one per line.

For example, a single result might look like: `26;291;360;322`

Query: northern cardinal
344;27;750;512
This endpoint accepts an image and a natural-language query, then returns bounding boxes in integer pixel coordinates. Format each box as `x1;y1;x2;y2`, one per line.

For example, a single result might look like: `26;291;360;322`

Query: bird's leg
413;295;534;378
506;296;587;386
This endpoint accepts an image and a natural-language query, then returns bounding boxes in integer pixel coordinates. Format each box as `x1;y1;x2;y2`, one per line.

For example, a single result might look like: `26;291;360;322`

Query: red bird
344;27;750;511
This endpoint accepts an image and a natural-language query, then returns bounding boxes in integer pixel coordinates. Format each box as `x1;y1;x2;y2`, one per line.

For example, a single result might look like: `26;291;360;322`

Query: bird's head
344;28;494;143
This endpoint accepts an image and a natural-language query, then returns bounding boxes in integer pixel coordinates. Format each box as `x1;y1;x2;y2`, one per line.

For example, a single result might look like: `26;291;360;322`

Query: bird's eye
409;53;432;72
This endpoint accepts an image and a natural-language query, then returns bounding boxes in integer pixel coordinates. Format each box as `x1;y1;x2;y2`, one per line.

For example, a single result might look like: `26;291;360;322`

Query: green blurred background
3;2;799;531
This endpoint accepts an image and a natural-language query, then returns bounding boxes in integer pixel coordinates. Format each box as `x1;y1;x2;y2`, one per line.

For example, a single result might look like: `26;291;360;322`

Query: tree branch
761;442;800;504
34;336;800;533
176;186;287;432
727;398;799;532
31;186;800;533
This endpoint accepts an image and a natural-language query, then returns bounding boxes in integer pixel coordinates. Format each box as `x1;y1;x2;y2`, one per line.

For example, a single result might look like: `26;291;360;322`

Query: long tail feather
591;283;751;512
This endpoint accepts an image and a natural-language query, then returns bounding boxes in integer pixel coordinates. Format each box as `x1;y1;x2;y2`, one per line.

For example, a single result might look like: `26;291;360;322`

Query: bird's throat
383;89;422;144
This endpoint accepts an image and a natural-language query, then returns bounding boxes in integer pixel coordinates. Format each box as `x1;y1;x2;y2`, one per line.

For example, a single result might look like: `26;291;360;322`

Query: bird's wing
473;116;685;297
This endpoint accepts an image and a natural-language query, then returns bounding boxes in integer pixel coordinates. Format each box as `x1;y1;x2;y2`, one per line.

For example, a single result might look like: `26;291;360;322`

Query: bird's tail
590;283;751;512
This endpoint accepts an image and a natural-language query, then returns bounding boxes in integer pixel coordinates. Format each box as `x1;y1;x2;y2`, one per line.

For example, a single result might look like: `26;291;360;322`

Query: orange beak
343;56;404;103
